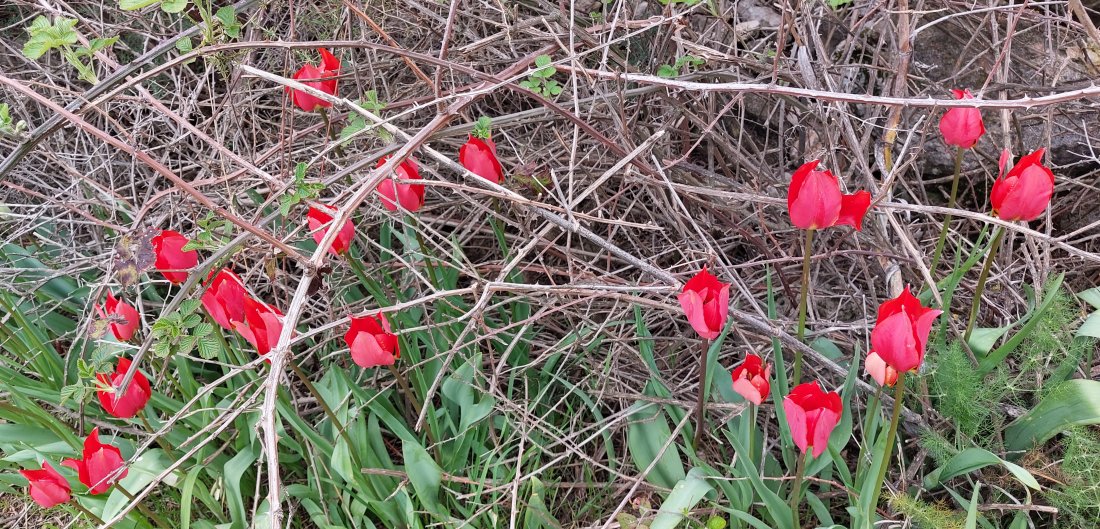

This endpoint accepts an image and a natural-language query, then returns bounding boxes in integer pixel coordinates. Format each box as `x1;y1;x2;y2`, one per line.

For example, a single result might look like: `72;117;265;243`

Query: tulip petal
871;310;920;372
836;191;872;231
782;398;810;455
732;378;763;405
809;407;841;458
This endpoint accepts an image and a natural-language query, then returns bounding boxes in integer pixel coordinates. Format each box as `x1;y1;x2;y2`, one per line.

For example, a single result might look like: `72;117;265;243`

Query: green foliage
181;212;233;252
472;116;493;139
23;16;116;84
888;493;966;529
519;55;563;97
928;339;1007;441
0;103;27;136
338;91;391;145
278;163;326;217
656;55;703;78
1005;380;1100;452
150;299;220;359
214;6;241;38
1045;427;1100;528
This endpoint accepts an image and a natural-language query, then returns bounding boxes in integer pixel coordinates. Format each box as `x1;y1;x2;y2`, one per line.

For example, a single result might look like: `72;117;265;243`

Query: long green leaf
626;402;686;489
1005;379;1100;452
651;467;715;529
924;447;1039;490
978;274;1064;374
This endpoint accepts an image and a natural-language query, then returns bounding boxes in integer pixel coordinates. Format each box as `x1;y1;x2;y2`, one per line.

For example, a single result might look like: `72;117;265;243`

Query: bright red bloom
677;266;730;340
870;286;942;373
202;269;247;330
345;313;400;368
730;354;771;405
990;148;1055;222
150;230;198;284
20;462;71;508
307;206;355;255
286;48;340;112
864;351;898;387
62;428;127;495
787;160;872;231
375;156;425;212
939;89;985;149
96;357;152;419
233;297;284;358
459;136;504;184
97;292;140;342
782;382;843;458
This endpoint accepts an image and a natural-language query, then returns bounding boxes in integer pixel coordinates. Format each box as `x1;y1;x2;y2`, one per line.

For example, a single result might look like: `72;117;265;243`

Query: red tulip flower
287;48;340;112
870;286;942;373
939;89;985;149
307;206;355;255
202;269;247;330
97;292;140;342
782;382;843;458
345;313;400;368
150;230;198;284
375;156;426;212
62;428;127;494
864;351;898;387
233;297;285;358
787;160;872;231
96;357;152;419
730;354;771;405
459;136;504;184
20;462;71;508
991;148;1055;222
677;266;730;340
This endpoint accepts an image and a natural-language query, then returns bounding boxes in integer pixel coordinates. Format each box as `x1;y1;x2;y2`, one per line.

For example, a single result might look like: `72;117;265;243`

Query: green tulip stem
789;449;808;529
792;228;815;387
288;360;364;473
385;363;441;463
115;483;172;529
693;338;711;450
70;499;106;525
408;215;440;289
316;107;345;158
964;226;1007;344
930;146;965;278
867;371;907;521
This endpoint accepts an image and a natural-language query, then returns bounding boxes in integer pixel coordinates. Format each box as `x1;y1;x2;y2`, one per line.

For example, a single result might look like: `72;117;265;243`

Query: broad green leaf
523;477;558;529
626;402;685;489
176;36;193;54
1077;311;1100;338
651;467;715;529
1078;287;1100;310
402;439;442;514
656;64;678;78
119;0;161;10
223;443;258;525
967;326;1010;357
215;6;242;38
1005;379;1100;452
924;447;1039;490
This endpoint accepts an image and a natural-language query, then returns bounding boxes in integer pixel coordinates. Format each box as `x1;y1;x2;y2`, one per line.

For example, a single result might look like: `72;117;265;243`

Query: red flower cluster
62;428;127;495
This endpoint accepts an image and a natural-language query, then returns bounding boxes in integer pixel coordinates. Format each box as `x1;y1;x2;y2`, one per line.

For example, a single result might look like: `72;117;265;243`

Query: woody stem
316;107;345;157
867;371;907;521
693;338;711;449
408;215;440;289
964;226;1007;344
929;146;964;278
792;228;815;387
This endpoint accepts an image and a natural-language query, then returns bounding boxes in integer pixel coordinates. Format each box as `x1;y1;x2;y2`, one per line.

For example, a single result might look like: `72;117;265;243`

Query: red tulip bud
869;286;942;373
345;313;400;368
782;382;843;458
232;297;284;358
287;48;341;112
202;269;247;330
459;136;504;184
990;148;1054;222
864;352;898;387
677;266;730;340
730;354;771;405
307;206;355;255
62;428;127;495
96;357;152;419
20;462;71;508
150;230;198;284
787;160;872;231
97;292;140;342
375;156;425;212
939;89;985;149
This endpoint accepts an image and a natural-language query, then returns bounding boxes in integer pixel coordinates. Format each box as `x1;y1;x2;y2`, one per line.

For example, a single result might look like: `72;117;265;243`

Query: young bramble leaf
119;0;162;10
23;16;79;60
160;0;187;13
215;6;242;39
